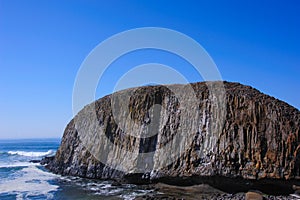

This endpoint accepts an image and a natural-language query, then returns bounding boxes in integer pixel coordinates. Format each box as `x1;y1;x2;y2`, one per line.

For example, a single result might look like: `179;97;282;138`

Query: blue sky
0;0;299;139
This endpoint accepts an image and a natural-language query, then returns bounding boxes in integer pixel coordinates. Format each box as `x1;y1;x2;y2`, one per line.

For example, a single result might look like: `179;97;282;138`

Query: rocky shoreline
43;154;299;195
41;156;300;199
126;183;300;199
43;81;300;198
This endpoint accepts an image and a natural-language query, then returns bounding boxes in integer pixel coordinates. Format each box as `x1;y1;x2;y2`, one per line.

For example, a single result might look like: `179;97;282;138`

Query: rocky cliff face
45;81;300;193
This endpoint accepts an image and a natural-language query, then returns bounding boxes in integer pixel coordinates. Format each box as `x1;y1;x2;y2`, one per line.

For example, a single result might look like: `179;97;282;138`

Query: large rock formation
45;81;300;194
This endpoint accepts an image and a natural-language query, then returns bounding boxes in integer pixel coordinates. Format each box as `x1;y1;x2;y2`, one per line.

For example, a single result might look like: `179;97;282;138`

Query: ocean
0;139;155;200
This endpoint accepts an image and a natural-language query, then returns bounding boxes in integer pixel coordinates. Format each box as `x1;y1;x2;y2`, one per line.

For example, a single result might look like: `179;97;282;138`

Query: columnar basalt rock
44;81;300;194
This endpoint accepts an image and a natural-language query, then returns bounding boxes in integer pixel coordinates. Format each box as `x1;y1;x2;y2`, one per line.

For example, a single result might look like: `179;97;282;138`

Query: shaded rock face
46;81;300;192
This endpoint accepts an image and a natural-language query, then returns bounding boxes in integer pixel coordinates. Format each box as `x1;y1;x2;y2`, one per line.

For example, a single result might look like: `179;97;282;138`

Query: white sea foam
0;165;59;198
8;150;55;157
121;192;141;200
120;189;154;200
0;161;39;168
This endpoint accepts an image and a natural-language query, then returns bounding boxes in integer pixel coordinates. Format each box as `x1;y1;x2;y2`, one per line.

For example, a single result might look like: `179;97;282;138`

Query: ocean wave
0;162;39;168
7;150;55;157
0;165;59;198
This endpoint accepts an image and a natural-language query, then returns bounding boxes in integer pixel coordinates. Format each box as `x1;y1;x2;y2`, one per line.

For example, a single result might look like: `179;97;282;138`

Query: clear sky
0;0;299;139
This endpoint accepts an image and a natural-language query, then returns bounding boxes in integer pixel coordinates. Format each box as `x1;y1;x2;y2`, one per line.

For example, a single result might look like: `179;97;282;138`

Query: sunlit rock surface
44;81;300;194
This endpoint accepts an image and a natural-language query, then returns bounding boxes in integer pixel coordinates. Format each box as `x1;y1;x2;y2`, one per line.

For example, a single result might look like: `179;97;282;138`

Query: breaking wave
7;150;55;157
